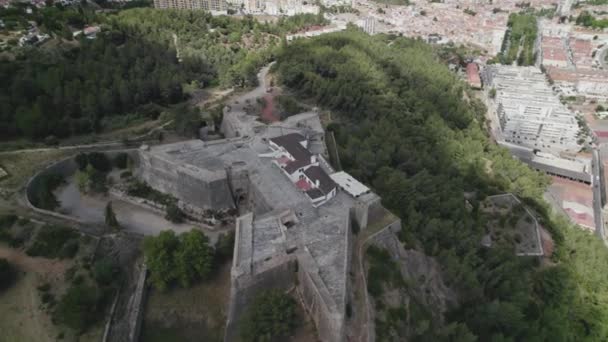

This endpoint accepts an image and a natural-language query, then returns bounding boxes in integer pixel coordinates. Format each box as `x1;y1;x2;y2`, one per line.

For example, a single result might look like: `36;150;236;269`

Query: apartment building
485;65;580;154
154;0;227;12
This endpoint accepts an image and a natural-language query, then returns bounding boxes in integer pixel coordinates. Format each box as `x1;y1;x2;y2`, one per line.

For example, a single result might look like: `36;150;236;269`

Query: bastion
133;110;397;341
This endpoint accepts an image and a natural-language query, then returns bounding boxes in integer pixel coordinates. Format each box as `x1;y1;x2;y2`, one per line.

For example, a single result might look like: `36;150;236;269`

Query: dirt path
0;245;72;342
0;245;70;276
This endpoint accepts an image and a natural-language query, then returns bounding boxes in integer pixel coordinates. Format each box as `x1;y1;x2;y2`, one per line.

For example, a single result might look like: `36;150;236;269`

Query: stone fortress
134;78;400;341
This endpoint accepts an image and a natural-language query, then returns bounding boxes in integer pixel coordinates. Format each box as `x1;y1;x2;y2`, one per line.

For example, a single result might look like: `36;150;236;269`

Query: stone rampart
353;193;383;230
297;249;345;342
137;149;235;211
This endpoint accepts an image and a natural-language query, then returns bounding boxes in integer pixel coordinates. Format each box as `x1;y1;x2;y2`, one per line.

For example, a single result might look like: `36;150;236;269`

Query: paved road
592;148;606;241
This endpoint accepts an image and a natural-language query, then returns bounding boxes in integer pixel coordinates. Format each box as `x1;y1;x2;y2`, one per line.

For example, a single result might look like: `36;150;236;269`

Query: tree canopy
239;290;297;342
0;8;327;141
275;29;608;341
0;258;17;292
143;229;215;290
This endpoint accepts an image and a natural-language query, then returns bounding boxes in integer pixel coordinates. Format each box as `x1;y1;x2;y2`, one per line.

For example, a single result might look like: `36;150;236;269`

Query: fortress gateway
135;110;400;341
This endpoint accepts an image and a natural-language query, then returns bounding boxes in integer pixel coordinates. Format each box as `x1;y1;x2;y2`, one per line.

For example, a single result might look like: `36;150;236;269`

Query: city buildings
225;0;318;15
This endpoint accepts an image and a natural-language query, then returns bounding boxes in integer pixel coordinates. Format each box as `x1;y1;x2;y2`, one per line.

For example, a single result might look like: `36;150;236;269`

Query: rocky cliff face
367;229;457;341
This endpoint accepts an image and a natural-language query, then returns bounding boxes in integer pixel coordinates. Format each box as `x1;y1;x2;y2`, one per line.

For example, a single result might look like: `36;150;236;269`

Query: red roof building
466;63;482;89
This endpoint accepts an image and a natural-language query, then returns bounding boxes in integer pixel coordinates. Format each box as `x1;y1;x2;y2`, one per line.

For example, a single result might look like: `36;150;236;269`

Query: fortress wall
226;168;274;215
354;193;383;230
136;150;234;211
225;256;297;342
248;180;273;215
221;110;241;138
176;168;235;210
297;250;345;342
227;168;250;209
137;152;179;195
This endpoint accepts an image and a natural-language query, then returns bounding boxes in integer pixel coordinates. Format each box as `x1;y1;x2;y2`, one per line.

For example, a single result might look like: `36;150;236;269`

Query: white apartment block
226;0;319;15
485;66;580;154
154;0;226;11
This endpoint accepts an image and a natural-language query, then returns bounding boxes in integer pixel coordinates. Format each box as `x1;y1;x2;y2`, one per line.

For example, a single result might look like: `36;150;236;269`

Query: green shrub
113;153;129;169
0;214;17;229
366;245;404;297
53;284;104;332
41;292;55;305
75;153;89;171
30;174;64;210
239;290;297;342
127;180;175;205
72;274;85;285
0;258;17;291
215;231;235;262
165;203;185;223
59;240;80;259
86;152;112;172
93;258;119;286
277;95;305;118
64;266;77;282
144;229;215;290
26;225;79;259
0;215;18;242
38;283;51;292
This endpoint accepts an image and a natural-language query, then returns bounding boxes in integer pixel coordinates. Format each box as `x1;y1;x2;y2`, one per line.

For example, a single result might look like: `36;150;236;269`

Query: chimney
315;179;320;187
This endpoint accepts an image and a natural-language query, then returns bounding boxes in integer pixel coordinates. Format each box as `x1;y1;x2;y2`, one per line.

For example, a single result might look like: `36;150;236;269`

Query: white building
268;133;337;207
226;0;318;15
485;65;580;154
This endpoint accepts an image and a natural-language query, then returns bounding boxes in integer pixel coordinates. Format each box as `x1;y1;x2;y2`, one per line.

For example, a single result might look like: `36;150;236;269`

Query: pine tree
105;201;119;230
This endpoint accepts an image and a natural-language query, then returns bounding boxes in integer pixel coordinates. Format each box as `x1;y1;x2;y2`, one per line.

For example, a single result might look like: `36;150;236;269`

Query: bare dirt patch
0;245;71;342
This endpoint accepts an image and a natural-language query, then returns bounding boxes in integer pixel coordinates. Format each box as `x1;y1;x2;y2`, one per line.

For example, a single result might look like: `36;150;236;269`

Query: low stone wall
24;149;139;231
128;264;148;342
24;155;84;224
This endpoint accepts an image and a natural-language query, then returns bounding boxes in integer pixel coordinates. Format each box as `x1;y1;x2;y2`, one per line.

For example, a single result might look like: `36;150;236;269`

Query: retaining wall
24;150;139;232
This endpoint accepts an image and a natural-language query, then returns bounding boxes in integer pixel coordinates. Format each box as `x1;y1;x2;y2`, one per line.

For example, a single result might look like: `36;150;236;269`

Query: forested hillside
106;9;327;87
0;9;326;140
275;30;608;340
0;35;198;139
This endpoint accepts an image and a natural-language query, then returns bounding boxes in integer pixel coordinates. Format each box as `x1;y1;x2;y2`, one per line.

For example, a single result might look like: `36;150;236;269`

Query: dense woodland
0;8;326;140
275;30;608;341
